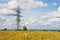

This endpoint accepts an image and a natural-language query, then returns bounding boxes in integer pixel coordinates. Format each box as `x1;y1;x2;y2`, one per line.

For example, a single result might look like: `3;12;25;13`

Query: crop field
0;31;60;40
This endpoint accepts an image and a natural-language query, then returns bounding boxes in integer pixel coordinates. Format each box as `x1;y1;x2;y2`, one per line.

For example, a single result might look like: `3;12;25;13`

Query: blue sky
0;0;60;30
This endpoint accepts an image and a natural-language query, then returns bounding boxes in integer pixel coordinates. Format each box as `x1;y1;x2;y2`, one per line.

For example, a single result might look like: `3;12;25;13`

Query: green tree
23;26;27;31
3;28;7;31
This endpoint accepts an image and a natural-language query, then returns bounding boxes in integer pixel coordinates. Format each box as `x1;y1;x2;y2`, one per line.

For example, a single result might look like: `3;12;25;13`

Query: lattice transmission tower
16;0;22;30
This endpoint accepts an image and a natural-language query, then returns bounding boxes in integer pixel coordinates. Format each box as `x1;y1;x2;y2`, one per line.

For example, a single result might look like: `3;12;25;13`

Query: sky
0;0;60;30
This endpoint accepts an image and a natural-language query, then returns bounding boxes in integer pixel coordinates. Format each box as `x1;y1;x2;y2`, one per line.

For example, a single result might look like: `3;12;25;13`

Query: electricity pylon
16;0;22;30
3;0;22;30
16;6;23;30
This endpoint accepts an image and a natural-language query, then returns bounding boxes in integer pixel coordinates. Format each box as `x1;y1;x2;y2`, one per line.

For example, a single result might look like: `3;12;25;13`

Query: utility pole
16;0;22;30
16;6;20;29
6;0;22;30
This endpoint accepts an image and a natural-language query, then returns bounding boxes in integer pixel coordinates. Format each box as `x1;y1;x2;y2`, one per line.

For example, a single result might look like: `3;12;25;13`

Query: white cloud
0;0;48;9
23;18;37;25
7;0;18;9
35;1;48;7
2;17;16;28
23;6;60;27
19;0;48;9
0;0;17;15
0;0;48;15
0;8;16;15
52;2;57;6
57;6;60;11
0;4;7;8
38;6;60;27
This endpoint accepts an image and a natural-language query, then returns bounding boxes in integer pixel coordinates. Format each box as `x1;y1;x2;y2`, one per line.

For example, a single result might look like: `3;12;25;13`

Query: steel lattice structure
16;0;22;30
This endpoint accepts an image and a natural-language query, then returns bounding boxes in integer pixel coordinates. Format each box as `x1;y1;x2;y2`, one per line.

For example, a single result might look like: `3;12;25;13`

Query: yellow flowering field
0;31;60;40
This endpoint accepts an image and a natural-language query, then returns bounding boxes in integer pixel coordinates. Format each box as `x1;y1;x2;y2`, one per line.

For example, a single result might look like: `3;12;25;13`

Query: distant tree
23;26;27;31
3;28;7;31
58;30;60;32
